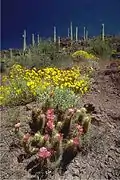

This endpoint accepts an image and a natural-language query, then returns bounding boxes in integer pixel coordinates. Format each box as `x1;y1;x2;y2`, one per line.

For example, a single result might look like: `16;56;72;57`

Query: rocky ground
0;60;120;180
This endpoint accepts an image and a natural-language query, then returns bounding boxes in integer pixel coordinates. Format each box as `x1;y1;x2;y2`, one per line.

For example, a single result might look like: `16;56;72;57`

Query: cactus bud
56;121;63;130
15;122;21;128
23;133;31;143
54;133;63;142
14;122;22;135
80;107;87;113
83;116;91;133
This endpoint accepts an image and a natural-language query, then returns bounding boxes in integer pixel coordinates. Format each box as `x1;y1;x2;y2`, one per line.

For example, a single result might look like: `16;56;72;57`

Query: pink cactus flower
15;122;21;128
47;115;55;121
46;120;55;130
76;124;84;135
68;108;75;114
46;109;54;121
38;147;51;159
44;134;50;141
47;109;54;114
73;137;79;146
23;133;31;142
54;133;63;141
49;149;56;155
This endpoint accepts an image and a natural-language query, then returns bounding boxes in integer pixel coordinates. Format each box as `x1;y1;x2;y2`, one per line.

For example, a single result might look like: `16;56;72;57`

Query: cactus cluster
14;105;91;170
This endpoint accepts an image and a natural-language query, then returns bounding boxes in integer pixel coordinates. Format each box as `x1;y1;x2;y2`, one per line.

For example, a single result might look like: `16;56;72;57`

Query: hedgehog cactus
14;105;91;170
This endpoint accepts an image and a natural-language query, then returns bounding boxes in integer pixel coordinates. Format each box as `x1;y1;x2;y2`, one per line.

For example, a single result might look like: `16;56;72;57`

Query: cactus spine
102;23;105;41
70;22;73;41
32;34;35;46
75;26;78;42
23;30;27;51
53;26;57;43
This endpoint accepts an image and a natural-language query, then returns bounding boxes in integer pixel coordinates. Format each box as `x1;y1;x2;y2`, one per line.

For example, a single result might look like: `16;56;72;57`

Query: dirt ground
0;60;120;180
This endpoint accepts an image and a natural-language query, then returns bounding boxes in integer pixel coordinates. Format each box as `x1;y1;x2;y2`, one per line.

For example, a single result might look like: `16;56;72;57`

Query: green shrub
89;38;112;58
36;86;81;111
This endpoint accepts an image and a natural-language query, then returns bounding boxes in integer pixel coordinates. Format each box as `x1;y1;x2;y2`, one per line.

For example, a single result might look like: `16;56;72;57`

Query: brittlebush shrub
72;50;98;61
0;64;90;106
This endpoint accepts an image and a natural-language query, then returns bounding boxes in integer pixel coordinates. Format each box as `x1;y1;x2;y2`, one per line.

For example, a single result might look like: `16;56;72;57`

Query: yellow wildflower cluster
72;50;98;60
0;64;90;105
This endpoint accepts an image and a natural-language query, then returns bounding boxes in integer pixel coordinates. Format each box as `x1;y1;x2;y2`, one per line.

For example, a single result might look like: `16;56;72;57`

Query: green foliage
36;86;80;110
89;37;112;58
2;40;72;70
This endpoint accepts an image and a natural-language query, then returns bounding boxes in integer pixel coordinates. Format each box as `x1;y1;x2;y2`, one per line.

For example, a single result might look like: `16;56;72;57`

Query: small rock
100;163;104;168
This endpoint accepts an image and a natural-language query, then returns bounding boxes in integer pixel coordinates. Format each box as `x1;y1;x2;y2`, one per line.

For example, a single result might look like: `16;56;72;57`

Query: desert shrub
0;61;5;73
72;50;98;61
14;104;92;172
89;38;112;58
0;65;90;106
4;41;72;70
36;86;81;111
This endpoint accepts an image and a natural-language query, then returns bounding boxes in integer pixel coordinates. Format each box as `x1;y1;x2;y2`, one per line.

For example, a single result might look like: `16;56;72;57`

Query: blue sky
1;0;120;49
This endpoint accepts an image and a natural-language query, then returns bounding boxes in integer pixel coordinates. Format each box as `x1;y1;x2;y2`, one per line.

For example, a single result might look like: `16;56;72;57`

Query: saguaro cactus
84;27;86;41
58;36;61;47
37;34;40;45
53;26;57;43
102;23;105;41
23;30;27;51
68;28;70;38
75;26;78;42
32;34;35;46
9;48;13;59
70;22;73;41
86;30;88;40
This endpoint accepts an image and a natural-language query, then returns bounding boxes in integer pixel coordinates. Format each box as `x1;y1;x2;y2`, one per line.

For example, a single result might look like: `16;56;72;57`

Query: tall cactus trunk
86;30;88;41
53;26;57;43
9;48;13;59
102;23;105;41
75;26;78;42
68;28;70;38
70;22;73;41
23;30;27;52
58;36;61;47
84;27;86;41
37;34;40;45
32;34;35;46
